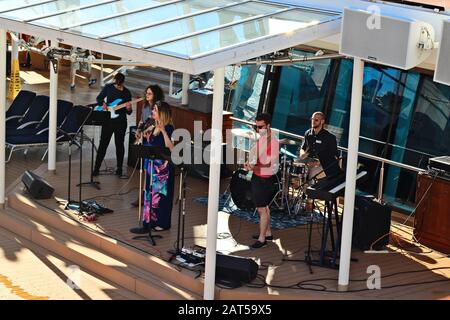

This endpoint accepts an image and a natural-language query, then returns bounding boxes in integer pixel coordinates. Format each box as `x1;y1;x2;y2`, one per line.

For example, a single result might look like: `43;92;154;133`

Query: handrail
230;116;427;203
358;135;438;158
230;116;426;173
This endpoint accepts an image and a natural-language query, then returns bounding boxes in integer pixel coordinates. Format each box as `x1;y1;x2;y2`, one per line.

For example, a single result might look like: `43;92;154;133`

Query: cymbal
279;138;301;145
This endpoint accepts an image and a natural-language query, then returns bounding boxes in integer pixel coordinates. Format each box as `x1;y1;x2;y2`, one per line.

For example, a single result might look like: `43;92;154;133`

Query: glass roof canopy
0;0;341;74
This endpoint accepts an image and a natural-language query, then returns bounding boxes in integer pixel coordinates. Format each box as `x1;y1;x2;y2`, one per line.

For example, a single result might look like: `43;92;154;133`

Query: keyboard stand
319;198;339;268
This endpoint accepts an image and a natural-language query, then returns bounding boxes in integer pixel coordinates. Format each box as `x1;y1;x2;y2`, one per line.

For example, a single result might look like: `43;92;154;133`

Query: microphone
138;117;155;131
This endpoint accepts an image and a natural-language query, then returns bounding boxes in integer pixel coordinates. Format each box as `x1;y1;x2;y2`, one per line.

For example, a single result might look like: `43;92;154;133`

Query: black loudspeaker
353;195;391;250
216;253;258;284
21;170;55;199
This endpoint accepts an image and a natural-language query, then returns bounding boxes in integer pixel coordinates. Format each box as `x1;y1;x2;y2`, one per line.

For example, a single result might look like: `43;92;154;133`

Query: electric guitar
94;97;143;119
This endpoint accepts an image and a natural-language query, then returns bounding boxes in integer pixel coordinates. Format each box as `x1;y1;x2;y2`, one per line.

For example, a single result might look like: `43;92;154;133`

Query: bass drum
229;169;255;211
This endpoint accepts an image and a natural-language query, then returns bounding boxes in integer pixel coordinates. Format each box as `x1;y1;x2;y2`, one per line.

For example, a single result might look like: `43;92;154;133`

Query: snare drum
289;161;309;188
290;161;307;177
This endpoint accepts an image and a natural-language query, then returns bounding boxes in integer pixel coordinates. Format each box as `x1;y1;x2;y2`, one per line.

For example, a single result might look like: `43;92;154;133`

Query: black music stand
77;109;109;190
129;144;171;246
64;107;93;213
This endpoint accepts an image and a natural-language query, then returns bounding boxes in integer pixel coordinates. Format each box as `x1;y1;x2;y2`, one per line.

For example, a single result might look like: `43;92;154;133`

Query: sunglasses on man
255;124;267;130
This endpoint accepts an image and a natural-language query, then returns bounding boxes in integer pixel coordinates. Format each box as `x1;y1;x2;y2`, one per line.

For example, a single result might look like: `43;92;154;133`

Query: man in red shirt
244;113;279;249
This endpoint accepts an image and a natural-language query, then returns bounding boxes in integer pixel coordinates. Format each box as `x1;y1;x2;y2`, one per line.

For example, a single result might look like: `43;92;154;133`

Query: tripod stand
168;165;188;259
269;145;291;215
129;145;171;246
77;110;108;190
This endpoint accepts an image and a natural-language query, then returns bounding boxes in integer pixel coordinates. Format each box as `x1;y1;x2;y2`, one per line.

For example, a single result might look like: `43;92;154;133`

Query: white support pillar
338;58;364;291
169;71;174;97
203;68;224;300
11;32;18;62
0;29;6;208
181;73;190;106
100;52;104;87
48;58;58;173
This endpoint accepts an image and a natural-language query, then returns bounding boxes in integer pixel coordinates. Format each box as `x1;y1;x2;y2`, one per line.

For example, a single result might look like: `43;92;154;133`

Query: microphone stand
133;159;162;246
129;144;170;246
64;107;93;214
168;165;187;259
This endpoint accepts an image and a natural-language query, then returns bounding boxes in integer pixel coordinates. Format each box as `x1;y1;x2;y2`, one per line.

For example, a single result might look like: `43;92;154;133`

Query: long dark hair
144;84;164;107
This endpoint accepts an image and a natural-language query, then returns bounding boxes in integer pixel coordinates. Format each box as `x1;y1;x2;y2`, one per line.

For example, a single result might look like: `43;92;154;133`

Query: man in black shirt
300;112;341;178
92;73;132;176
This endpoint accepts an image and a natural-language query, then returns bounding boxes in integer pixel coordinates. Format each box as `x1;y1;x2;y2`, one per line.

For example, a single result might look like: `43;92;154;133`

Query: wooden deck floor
6;159;450;300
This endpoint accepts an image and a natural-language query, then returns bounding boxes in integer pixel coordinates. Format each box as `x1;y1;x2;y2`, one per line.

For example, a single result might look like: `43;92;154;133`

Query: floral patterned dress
142;125;175;230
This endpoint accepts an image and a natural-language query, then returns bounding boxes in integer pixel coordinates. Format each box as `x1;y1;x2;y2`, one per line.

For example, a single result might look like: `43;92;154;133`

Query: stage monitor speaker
434;20;450;85
340;8;436;69
216;253;258;285
21;170;55;199
352;195;391;250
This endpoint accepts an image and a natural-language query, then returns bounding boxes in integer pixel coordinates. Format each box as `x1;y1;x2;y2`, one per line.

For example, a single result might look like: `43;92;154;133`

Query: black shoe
251;240;267;249
129;226;149;234
252;234;273;241
92;169;99;177
115;169;122;176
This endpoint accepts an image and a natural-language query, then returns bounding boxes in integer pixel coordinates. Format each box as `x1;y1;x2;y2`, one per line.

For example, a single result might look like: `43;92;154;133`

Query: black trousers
94;120;127;171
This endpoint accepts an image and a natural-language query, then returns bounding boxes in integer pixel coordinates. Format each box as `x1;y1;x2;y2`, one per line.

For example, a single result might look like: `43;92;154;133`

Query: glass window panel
151;9;337;58
229;64;266;123
359;66;402;155
383;72;420;210
0;0;48;13
2;0;102;20
328;59;352;147
271;49;332;156
389;76;450;207
69;0;235;39
106;1;288;48
33;0;163;28
407;77;450;156
327;60;428;210
272;50;332;135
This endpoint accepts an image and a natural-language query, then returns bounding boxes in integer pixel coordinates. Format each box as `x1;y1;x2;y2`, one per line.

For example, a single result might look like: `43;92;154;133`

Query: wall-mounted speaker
434;20;450;85
21;170;54;199
340;8;436;70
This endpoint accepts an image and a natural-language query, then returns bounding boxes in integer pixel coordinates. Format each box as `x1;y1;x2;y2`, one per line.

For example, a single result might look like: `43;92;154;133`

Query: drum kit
229;138;319;215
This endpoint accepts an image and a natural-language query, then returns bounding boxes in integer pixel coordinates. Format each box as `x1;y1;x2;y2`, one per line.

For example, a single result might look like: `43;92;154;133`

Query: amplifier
429;156;450;173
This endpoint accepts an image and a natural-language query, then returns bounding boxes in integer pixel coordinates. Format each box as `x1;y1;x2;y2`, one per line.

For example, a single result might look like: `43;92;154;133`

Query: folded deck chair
5;90;37;127
6;99;73;137
6;95;50;130
5;105;88;163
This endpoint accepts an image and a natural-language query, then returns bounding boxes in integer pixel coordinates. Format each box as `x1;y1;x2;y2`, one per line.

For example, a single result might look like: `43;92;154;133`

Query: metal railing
230;116;427;203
